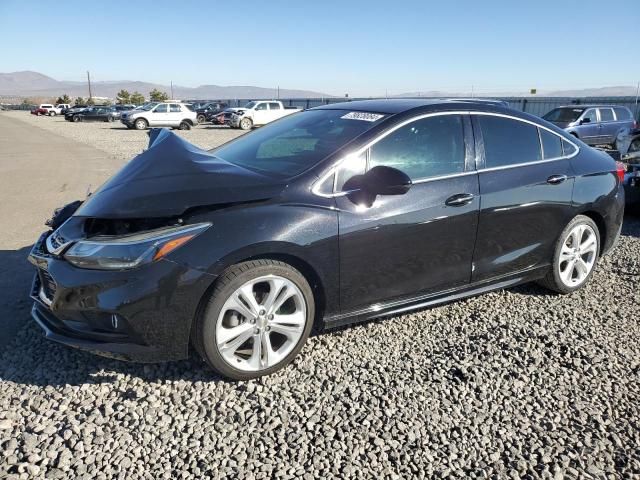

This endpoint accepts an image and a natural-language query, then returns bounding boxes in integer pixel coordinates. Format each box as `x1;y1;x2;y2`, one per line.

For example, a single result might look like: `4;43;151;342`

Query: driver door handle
547;174;567;185
445;193;475;206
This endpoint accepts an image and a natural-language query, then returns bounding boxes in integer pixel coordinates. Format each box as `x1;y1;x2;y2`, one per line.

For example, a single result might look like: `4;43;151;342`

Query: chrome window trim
311;110;580;198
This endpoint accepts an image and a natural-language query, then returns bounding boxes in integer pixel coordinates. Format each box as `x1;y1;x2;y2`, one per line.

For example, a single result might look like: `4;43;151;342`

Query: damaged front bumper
28;231;216;362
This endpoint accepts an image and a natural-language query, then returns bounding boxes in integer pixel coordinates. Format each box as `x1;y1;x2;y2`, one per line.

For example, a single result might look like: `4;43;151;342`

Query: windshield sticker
341;112;385;122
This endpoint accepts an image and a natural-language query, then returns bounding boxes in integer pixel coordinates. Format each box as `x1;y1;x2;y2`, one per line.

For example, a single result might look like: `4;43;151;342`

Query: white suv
120;102;198;130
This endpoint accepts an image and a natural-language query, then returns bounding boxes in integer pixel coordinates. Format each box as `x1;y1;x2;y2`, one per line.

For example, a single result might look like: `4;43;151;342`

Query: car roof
312;98;513;115
554;104;627;109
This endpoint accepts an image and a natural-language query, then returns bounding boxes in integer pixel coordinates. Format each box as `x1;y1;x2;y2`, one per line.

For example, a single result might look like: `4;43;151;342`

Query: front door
337;113;479;313
149;104;169;126
471;113;576;281
577;108;600;145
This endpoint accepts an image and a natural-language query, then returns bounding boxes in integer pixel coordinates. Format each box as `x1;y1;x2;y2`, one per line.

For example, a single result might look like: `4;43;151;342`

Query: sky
1;0;639;97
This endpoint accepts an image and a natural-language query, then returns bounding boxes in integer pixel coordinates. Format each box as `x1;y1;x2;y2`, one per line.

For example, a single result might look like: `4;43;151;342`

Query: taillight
615;161;626;183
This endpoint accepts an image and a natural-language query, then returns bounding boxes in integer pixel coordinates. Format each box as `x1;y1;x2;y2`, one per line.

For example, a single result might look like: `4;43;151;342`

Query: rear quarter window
613;107;632;121
539;128;563;159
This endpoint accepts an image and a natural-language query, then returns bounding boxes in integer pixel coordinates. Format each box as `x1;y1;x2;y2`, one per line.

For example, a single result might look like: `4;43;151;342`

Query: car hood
74;129;287;219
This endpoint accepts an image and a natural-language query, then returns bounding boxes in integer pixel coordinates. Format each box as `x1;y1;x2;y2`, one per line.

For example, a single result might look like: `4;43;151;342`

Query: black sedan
28;100;625;380
64;106;118;122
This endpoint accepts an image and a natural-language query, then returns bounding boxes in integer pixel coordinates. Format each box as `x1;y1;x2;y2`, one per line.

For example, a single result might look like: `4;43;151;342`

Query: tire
48;111;55;117
134;118;148;130
178;121;191;130
194;260;315;380
239;118;253;130
196;114;206;123
107;116;114;122
537;215;600;294
72;115;80;122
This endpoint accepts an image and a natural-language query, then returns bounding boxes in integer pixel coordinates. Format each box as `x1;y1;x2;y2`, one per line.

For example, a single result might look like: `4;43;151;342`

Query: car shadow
3;214;639;387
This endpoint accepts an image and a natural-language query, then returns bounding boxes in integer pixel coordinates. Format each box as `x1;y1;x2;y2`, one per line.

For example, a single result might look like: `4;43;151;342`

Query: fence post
522;99;527;113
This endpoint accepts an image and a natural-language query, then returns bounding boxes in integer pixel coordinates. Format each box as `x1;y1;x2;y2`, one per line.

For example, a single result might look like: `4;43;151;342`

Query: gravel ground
1;112;639;478
0;111;245;163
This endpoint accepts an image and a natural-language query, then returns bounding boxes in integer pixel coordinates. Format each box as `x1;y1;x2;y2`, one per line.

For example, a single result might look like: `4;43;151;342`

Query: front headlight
64;223;210;270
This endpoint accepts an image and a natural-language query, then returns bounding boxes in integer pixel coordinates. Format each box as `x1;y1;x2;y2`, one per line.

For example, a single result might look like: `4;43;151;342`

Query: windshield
210;109;385;177
243;101;257;109
140;102;159;111
543;108;585;123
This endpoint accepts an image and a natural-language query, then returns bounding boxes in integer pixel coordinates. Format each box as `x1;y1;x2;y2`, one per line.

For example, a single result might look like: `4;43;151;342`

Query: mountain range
0;71;332;100
1;71;638;100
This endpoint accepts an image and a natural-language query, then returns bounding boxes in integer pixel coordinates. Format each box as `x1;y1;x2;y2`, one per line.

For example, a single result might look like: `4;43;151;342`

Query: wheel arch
578;210;607;256
188;248;329;346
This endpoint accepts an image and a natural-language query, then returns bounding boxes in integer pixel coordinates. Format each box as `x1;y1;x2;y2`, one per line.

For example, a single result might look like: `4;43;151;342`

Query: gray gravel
1;111;639;478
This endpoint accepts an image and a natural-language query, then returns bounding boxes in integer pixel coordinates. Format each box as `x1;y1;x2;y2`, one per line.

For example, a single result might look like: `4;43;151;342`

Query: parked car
65;106;118;122
615;126;640;207
543;105;635;146
120;102;197;130
227;100;302;130
195;102;228;124
65;105;89;115
210;108;234;125
27;99;625;380
30;104;55;116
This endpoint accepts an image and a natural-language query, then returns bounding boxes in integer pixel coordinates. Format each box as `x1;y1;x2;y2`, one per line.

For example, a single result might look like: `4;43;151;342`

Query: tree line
23;89;171;106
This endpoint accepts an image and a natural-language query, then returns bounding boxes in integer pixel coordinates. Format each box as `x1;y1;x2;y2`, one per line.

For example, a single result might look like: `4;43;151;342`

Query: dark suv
195;102;228;123
28;100;625;380
543;105;635;146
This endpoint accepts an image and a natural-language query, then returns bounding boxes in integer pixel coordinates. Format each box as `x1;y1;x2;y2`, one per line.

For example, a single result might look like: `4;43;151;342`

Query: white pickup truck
227;101;302;130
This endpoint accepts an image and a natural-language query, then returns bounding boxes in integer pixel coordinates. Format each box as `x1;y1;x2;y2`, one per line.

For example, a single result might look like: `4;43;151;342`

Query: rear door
167;104;183;126
471;113;576;281
597;108;616;144
337;113;480;313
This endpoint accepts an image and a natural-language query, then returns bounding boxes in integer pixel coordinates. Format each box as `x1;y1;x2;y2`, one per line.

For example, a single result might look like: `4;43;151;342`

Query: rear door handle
445;193;475;206
547;174;567;185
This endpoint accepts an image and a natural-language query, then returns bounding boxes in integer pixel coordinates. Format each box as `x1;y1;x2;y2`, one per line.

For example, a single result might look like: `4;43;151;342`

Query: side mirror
363;166;412;196
580;117;591;125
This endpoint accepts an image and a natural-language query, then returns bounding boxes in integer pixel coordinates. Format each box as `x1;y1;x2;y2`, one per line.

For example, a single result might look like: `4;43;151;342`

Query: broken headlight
64;223;210;270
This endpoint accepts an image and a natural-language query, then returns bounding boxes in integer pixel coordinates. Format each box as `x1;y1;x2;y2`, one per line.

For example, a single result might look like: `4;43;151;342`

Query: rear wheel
196;114;206;123
178;121;191;130
194;260;314;380
134;118;148;130
538;215;600;294
49;111;56;117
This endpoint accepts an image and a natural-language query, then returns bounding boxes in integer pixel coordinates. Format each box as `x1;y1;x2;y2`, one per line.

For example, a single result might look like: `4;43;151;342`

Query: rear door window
169;104;181;112
539;128;563;159
598;108;614;122
268;102;282;110
477;115;541;168
368;114;466;180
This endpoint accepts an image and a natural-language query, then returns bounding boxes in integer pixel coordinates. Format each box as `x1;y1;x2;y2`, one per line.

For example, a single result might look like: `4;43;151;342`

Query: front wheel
239;118;252;130
49;111;56;117
194;260;315;380
134;118;148;130
538;215;600;294
72;115;81;122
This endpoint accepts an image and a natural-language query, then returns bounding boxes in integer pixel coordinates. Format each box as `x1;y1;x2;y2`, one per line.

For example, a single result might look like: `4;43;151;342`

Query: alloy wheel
558;223;598;288
215;275;307;372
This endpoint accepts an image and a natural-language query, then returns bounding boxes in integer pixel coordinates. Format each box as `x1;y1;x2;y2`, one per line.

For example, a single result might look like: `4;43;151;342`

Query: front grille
39;269;57;303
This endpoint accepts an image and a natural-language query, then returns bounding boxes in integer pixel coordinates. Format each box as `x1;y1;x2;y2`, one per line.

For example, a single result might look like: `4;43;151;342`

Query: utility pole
87;71;92;100
277;86;280;99
170;81;174;100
